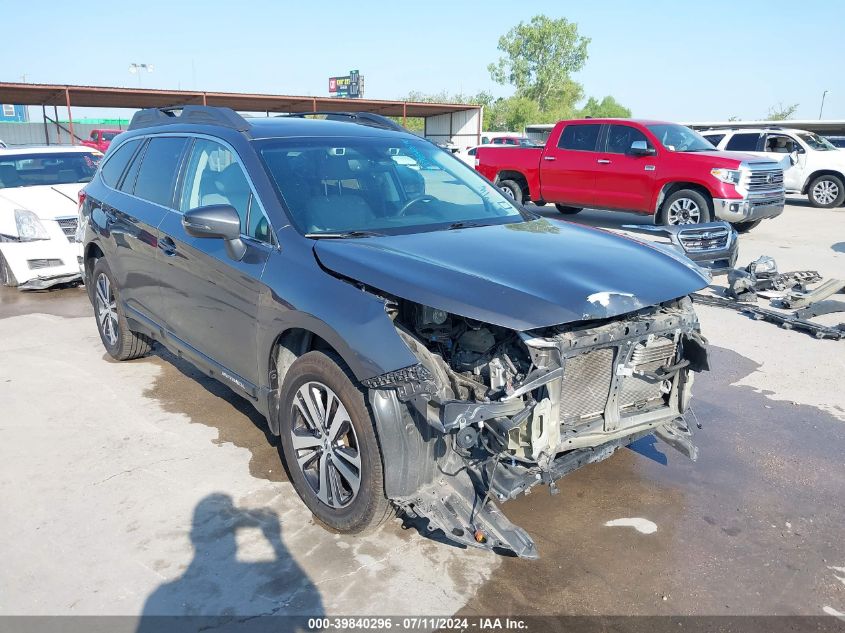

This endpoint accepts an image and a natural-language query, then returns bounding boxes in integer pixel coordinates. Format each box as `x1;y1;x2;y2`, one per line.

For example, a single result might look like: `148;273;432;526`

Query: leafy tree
767;102;799;120
488;15;590;110
578;96;631;118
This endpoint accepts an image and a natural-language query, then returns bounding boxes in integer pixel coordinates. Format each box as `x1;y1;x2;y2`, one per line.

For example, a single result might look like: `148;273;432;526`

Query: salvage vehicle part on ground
610;221;738;275
80;106;712;558
0;146;101;289
691;293;844;340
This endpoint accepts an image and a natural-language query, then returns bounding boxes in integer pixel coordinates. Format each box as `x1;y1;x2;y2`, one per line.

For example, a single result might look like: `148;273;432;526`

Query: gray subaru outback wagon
80;106;710;558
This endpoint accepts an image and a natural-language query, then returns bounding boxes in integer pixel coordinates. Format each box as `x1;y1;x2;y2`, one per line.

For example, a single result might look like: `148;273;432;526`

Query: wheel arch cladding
803;170;844;194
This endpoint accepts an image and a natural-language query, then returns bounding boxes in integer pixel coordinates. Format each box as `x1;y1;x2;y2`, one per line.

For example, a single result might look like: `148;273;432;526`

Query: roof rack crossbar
128;105;251;132
280;111;407;133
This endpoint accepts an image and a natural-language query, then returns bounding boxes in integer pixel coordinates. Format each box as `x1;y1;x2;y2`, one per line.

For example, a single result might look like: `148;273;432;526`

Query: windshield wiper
446;220;490;230
305;230;385;239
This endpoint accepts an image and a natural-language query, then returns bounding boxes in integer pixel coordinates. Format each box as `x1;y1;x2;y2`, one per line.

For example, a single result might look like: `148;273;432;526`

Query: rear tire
659;189;712;225
497;179;524;205
0;252;18;287
91;258;152;361
807;174;844;208
278;351;392;534
555;204;582;215
733;219;761;233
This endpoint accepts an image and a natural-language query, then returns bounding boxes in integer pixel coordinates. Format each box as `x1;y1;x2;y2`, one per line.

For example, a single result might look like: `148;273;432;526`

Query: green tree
488;15;590;110
578;96;631;118
767;102;799;120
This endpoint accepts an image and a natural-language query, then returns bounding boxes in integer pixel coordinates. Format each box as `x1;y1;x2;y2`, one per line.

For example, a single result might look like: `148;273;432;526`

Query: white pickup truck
702;127;845;208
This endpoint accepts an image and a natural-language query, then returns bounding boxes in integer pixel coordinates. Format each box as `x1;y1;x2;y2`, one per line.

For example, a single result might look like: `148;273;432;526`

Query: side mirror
182;204;246;261
789;150;799;165
630;140;656;156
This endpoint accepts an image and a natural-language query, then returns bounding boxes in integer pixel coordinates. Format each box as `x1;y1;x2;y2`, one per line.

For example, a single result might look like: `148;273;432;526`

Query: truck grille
747;169;783;192
677;225;730;252
56;217;79;242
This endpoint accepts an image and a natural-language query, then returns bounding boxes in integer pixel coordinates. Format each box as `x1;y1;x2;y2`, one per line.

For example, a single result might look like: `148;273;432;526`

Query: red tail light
78;190;87;212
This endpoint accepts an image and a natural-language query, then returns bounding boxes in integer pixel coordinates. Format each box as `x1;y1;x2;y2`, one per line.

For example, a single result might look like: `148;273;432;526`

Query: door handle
597;159;612;164
543;156;556;161
158;236;177;256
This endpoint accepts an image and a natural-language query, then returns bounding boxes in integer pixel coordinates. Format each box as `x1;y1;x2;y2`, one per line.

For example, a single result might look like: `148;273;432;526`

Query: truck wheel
498;179;524;205
278;351;392;534
91;258;152;361
733;220;761;233
555;205;582;215
0;252;18;287
659;189;712;225
807;174;844;208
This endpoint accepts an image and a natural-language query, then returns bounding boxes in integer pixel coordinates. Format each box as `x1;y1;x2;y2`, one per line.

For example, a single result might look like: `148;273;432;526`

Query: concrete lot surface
0;202;843;623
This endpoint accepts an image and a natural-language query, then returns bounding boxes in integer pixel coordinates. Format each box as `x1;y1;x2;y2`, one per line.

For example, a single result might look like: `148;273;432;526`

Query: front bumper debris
617;221;738;275
372;299;709;558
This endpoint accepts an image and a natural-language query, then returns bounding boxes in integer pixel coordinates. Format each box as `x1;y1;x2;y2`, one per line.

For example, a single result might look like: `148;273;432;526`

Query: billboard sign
328;70;363;98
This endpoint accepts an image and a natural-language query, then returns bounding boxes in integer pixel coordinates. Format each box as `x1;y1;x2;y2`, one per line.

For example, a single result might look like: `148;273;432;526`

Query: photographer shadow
136;493;322;633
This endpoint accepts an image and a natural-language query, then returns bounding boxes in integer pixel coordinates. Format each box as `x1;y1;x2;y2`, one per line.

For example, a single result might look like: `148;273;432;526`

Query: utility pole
819;90;829;119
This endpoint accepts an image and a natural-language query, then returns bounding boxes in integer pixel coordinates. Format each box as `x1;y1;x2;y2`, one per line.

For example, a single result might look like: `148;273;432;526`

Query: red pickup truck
80;128;123;153
475;119;785;231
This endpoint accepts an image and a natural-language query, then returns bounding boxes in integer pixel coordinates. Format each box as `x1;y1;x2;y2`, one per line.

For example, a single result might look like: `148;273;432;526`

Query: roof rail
128;106;251;132
280;111;407;133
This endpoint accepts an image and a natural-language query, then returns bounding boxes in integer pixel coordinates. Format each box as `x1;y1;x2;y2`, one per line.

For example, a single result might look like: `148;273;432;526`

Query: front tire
91;258;152;360
807;174;844;208
497;179;524;205
659;189;712;225
733;219;761;233
555;204;582;215
278;351;391;534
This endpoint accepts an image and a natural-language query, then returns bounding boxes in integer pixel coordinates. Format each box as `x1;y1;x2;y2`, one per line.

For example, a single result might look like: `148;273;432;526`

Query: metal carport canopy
0;82;479;118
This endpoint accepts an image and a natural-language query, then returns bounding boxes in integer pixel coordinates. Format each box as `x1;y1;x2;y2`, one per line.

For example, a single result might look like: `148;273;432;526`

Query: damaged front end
363;297;709;559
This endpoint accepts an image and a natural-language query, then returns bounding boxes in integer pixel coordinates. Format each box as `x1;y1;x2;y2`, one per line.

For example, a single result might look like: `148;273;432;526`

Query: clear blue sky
2;0;843;121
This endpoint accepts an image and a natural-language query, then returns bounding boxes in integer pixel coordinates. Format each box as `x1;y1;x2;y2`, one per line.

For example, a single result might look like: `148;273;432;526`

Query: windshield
257;137;525;236
797;132;837;151
0;151;101;189
647;124;715;152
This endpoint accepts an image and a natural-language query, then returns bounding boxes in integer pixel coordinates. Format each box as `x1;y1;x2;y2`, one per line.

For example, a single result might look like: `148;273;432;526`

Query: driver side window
605;124;650;154
180;139;273;244
764;134;798;154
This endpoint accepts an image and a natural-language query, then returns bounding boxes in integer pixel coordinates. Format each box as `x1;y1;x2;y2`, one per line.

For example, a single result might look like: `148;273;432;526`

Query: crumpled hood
313;219;709;331
0;183;82;219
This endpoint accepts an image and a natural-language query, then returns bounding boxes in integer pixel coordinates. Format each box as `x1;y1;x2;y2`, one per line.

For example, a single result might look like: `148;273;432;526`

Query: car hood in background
313;219;710;331
0;183;82;219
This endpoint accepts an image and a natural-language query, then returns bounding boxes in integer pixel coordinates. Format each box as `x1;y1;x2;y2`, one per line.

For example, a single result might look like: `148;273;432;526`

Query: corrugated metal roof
0;82;480;118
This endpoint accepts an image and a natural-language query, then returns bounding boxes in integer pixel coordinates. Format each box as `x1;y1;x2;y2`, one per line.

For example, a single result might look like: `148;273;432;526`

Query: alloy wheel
501;186;515;200
95;273;119;347
290;381;361;509
813;179;839;206
667;198;701;225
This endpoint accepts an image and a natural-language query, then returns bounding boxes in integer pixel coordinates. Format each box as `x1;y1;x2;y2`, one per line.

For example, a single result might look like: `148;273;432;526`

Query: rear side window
605;124;650;154
702;133;725;147
725;133;760;151
132;137;188;207
558;124;601;151
119;140;147;193
100;139;141;188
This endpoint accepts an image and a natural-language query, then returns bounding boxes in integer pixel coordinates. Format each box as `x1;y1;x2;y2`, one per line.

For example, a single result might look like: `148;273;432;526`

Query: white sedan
0;145;102;289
